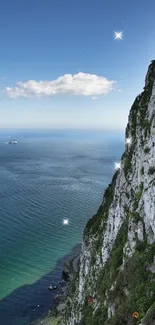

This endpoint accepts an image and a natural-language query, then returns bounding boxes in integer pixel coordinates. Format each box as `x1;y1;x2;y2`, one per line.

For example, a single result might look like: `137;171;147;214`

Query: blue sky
0;0;155;129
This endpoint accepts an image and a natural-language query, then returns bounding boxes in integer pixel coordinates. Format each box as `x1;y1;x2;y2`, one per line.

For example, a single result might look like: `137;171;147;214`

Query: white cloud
92;96;98;100
4;72;116;99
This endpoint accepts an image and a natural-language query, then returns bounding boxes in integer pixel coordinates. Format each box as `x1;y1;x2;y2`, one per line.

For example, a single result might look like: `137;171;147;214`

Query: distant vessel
8;140;17;144
8;137;17;144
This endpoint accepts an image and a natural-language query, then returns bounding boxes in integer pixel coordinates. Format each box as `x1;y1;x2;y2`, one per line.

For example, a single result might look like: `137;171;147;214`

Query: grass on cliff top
127;60;155;142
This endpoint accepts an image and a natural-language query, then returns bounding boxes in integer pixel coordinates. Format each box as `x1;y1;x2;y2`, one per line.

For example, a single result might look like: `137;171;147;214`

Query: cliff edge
60;61;155;325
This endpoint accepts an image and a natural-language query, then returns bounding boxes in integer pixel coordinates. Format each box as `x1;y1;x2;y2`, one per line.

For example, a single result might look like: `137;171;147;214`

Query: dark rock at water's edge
29;243;81;325
62;244;81;281
62;270;70;281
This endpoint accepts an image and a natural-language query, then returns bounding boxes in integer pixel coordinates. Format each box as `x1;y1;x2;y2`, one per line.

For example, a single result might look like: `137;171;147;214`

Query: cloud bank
4;72;116;99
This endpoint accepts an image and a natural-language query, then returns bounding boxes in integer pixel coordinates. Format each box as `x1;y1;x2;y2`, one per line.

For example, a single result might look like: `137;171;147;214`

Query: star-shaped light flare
63;219;69;225
114;162;121;170
114;31;123;40
126;137;132;144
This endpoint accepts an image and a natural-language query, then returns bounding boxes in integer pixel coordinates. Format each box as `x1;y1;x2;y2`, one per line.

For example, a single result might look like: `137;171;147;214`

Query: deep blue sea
0;129;124;325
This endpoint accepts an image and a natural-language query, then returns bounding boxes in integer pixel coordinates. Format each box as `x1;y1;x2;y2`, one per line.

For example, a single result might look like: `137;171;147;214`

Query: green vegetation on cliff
39;61;155;325
77;224;155;325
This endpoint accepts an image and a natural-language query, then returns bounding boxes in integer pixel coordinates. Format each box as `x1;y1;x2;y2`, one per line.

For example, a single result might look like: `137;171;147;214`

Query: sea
0;129;124;325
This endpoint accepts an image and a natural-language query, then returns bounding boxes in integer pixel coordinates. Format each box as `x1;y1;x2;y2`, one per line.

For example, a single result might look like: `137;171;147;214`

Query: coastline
0;244;81;325
31;247;81;325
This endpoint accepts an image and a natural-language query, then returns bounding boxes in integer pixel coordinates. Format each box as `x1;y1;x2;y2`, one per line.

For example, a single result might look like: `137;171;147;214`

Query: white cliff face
102;169;128;266
78;242;91;302
107;304;115;318
61;61;155;325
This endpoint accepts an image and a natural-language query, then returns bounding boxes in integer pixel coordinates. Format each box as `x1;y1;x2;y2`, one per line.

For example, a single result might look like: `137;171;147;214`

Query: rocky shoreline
31;250;81;325
54;253;80;314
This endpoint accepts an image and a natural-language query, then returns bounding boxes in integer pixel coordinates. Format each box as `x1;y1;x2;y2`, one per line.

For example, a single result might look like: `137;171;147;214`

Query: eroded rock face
61;61;155;325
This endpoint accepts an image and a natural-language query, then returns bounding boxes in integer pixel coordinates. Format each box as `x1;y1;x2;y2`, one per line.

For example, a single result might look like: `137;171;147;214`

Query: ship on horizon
8;137;17;144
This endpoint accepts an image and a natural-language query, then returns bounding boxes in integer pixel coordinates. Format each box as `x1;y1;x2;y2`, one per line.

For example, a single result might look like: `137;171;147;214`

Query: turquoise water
0;129;124;324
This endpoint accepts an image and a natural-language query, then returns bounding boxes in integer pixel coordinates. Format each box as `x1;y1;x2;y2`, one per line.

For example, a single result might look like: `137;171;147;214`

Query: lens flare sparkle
114;31;123;40
114;162;121;170
63;219;69;225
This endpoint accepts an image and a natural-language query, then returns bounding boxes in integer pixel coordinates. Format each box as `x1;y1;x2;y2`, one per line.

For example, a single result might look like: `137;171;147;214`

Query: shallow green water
0;129;124;324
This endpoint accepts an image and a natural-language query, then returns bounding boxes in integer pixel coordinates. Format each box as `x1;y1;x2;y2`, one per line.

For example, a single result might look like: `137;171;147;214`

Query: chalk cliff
60;61;155;325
